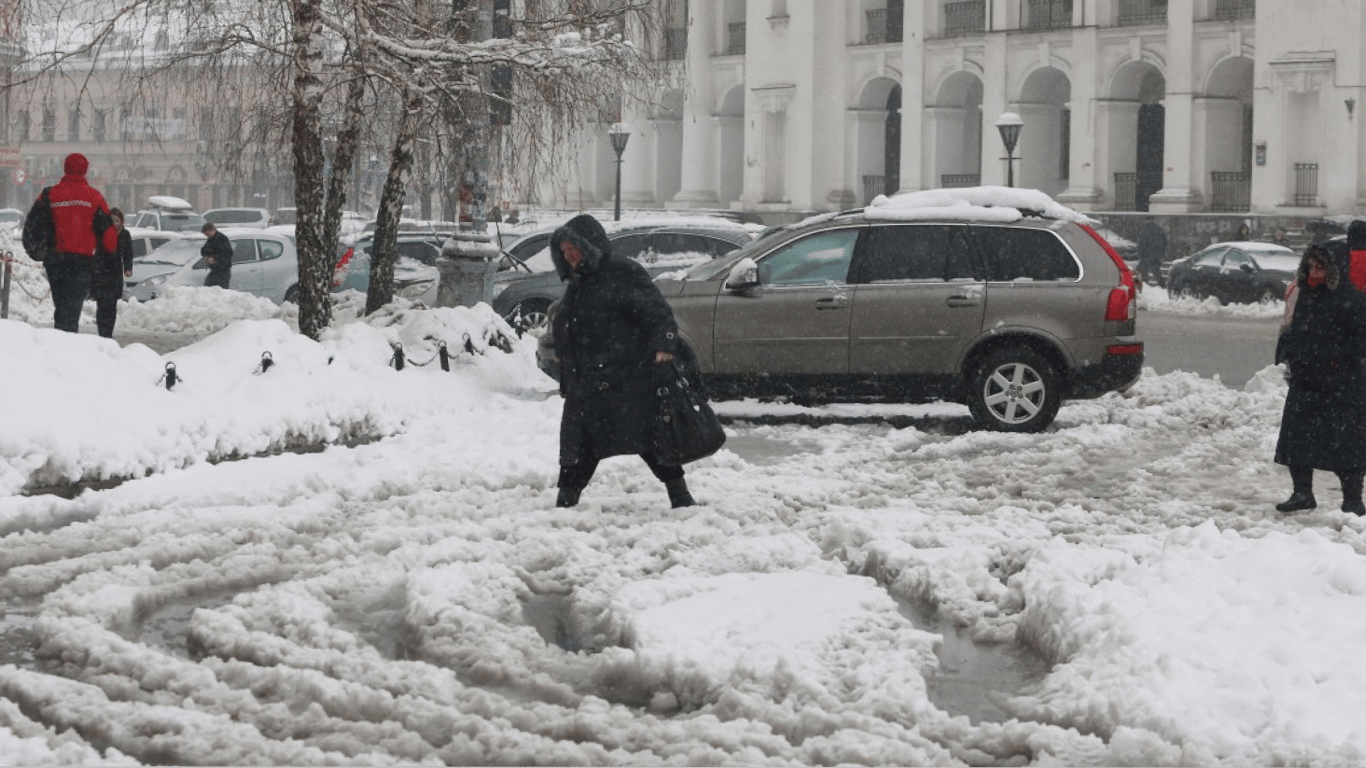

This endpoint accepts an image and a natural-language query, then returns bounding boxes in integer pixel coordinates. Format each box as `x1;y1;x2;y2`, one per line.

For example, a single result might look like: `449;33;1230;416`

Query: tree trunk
289;0;331;340
364;86;423;316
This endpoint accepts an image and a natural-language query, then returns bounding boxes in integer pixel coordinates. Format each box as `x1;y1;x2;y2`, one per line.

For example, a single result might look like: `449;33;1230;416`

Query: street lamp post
608;122;631;221
996;112;1023;188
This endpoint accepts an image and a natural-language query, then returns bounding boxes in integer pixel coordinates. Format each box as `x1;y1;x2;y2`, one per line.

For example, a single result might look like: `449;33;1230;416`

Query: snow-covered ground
2;245;1363;766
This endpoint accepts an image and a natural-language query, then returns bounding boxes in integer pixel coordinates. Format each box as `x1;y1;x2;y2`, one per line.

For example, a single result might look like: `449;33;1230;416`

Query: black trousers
94;297;118;338
558;452;684;491
44;253;92;333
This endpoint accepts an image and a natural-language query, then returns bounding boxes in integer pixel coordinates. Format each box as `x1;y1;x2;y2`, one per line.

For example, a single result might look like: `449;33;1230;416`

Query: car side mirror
1239;263;1254;273
725;257;761;291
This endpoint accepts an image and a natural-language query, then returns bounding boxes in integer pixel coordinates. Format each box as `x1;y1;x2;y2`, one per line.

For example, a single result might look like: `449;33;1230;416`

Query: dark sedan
1166;242;1300;304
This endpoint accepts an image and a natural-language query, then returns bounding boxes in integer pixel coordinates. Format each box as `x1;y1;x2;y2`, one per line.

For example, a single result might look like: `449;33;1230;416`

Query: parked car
493;223;757;332
204;207;271;229
540;189;1143;433
330;233;446;305
269;207;297;227
124;227;186;258
128;196;206;233
0;207;22;237
125;229;300;303
1165;241;1299;304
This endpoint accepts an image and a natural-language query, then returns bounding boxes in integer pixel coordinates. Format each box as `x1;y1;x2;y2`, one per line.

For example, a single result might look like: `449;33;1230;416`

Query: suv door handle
946;294;981;308
815;295;849;310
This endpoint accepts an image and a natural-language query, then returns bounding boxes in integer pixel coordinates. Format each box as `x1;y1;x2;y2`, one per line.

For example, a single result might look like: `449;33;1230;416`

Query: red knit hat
63;153;89;176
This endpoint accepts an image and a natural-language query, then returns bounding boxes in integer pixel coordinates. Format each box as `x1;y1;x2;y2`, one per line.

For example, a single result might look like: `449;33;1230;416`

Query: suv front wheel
967;347;1061;433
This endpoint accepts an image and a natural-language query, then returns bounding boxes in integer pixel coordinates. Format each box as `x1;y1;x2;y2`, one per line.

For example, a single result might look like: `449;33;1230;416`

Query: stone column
671;0;719;207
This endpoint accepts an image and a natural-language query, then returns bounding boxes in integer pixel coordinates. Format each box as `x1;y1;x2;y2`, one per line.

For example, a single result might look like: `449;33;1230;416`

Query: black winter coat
89;228;133;301
1275;251;1366;472
551;214;680;466
202;231;233;288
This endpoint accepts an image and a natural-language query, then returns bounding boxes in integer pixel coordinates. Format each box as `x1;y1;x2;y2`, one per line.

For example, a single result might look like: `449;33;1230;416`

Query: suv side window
651;232;735;258
1223;249;1251;270
611;234;651;261
759;229;859;286
853;225;956;283
970;227;1081;282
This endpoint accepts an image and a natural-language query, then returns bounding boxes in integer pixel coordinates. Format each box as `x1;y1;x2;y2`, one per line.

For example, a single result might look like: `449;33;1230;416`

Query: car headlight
143;273;170;288
492;282;510;298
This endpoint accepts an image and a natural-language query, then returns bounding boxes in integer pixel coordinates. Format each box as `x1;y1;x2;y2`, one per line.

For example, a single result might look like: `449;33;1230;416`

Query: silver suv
542;190;1144;433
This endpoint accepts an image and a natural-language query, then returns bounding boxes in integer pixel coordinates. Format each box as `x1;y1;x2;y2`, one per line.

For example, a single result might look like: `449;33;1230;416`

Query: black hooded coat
1274;247;1366;472
550;215;680;466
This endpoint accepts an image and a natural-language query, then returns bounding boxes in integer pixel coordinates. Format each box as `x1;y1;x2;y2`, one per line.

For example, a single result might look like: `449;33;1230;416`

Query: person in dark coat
1273;243;1366;515
1136;220;1168;287
550;213;695;509
89;207;134;338
201;222;233;289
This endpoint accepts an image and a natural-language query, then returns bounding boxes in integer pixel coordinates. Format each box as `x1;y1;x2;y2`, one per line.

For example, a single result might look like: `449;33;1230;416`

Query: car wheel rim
520;310;549;331
983;362;1046;425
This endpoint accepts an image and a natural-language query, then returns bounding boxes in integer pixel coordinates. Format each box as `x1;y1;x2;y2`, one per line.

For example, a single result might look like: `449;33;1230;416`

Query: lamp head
996;112;1023;153
609;122;632;155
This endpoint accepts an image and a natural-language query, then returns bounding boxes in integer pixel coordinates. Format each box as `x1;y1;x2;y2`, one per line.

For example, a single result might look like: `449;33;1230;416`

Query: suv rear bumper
1068;340;1144;398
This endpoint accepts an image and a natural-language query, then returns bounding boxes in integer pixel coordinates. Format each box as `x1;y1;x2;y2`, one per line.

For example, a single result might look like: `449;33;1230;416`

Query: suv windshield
132;237;203;266
156;211;206;233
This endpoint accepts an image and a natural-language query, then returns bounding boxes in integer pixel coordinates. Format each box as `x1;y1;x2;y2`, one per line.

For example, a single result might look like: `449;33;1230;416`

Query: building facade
550;0;1366;224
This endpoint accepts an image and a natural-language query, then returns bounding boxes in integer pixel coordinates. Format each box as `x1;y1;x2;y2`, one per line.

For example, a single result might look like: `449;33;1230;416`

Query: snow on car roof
146;195;195;210
862;186;1096;225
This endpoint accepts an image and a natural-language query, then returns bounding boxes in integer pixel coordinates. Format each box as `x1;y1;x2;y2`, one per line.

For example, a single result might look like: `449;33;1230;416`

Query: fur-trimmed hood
550;214;613;281
1298;243;1343;292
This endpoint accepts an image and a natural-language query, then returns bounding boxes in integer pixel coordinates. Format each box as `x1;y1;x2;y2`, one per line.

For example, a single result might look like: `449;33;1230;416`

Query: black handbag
654;360;725;465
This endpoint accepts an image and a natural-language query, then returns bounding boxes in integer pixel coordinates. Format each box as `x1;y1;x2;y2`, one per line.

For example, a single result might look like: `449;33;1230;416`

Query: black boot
1340;472;1365;515
665;478;695;509
1276;467;1316;513
555;487;581;508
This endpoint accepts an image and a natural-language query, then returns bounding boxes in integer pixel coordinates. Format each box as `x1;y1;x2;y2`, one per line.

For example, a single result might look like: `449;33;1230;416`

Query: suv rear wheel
968;347;1061;433
509;299;552;333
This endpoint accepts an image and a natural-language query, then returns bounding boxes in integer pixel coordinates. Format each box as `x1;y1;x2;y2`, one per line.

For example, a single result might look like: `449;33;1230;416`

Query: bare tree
9;0;673;335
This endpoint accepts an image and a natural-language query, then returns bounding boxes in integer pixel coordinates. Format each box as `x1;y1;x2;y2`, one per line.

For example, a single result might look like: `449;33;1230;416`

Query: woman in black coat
1274;243;1366;515
89;207;134;338
550;213;694;509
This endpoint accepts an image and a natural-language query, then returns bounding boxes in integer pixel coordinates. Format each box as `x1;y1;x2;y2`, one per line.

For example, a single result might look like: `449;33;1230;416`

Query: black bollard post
164;362;178;390
259;351;273;374
391;343;405;371
438;341;450;371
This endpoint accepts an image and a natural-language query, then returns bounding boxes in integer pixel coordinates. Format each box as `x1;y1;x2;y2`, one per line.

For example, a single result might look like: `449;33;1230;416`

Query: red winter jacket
47;173;117;257
1349;249;1366;292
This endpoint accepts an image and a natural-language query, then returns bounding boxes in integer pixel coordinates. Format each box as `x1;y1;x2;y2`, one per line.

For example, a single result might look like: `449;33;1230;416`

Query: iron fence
1294;163;1318;207
863;175;887;205
1213;0;1254;20
1117;0;1167;26
941;174;981;188
1113;172;1138;211
1210;172;1250;212
727;22;746;55
944;1;985;37
1026;0;1073;30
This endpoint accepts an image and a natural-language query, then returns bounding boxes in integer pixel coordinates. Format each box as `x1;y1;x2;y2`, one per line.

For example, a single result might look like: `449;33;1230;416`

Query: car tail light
1107;343;1144;356
331;247;353;288
1081;224;1136;322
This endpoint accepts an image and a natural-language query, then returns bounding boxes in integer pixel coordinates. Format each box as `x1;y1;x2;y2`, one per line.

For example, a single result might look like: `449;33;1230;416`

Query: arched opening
856;77;900;204
717;86;745;207
1016;67;1072;197
1204;56;1254;211
932;72;984;187
1108;61;1166;211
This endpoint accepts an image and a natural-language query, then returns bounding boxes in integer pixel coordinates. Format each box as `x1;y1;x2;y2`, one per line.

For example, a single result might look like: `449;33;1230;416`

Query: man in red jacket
28;153;119;333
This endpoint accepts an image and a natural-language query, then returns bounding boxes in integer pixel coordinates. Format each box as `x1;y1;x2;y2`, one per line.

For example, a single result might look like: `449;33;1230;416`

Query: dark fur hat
550;214;613;281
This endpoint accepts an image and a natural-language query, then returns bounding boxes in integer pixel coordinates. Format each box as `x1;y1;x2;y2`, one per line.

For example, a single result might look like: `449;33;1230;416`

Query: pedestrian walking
90;207;134;339
549;213;696;509
1273;243;1366;515
201;222;233;289
21;153;118;333
1136;220;1168;287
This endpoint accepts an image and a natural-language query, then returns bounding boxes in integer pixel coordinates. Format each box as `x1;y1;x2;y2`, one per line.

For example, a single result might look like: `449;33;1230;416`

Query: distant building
539;0;1365;221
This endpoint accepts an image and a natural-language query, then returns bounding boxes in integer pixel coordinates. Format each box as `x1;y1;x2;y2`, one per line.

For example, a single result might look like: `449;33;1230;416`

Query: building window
93;109;106;143
16;111;28;143
1293;162;1318;207
1059;108;1071;182
67;108;80;142
727;22;746;54
866;1;904;44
